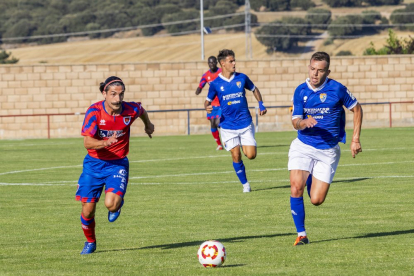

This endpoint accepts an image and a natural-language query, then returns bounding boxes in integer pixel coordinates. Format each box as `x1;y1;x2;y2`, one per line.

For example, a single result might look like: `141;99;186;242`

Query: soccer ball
197;240;226;267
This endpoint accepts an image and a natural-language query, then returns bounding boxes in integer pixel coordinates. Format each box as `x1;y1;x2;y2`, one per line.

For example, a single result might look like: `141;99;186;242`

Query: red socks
81;214;96;243
211;130;222;146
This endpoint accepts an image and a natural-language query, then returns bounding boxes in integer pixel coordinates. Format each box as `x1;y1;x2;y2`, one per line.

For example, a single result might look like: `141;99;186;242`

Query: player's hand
259;109;267;116
105;133;118;147
205;105;213;114
145;122;155;139
303;117;318;128
351;141;362;158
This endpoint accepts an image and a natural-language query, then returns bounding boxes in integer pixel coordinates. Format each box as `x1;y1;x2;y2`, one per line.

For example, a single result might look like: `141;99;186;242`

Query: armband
258;101;266;112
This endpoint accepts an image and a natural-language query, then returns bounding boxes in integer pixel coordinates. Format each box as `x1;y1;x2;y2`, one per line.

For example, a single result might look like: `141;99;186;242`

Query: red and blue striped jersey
199;68;222;106
81;101;145;160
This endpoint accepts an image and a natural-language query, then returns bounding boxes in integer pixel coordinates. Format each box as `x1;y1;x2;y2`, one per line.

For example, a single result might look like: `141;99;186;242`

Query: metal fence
0;101;412;139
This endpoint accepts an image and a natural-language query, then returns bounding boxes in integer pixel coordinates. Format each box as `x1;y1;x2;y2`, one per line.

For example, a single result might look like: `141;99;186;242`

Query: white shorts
288;138;341;184
220;122;256;151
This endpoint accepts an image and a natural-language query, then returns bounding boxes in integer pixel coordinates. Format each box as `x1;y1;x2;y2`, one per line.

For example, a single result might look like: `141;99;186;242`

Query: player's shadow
311;229;414;244
97;232;292;253
257;145;289;148
253;185;290;192
332;177;370;184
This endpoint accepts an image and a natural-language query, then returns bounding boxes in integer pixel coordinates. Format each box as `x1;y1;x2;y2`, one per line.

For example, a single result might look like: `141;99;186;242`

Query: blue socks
233;161;247;185
290;196;306;234
306;174;312;198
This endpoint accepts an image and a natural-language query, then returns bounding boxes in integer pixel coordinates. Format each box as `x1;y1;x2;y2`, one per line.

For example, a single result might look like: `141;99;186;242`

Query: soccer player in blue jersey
288;52;363;246
204;49;267;193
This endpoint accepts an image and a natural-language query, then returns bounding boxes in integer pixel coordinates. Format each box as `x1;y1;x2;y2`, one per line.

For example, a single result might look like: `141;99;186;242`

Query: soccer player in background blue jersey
205;49;267;193
288;52;363;246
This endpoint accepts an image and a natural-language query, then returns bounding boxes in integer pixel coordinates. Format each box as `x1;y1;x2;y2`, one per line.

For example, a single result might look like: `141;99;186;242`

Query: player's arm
196;74;207;95
84;134;118;150
252;87;267;116
139;110;154;138
204;99;213;113
195;87;202;95
349;102;363;158
292;117;317;130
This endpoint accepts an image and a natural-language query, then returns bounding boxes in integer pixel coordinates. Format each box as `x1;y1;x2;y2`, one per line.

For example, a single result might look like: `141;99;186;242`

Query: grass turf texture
0;128;413;275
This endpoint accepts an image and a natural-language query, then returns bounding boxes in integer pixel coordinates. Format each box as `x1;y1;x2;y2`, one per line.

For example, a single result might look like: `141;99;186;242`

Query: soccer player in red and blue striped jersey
76;76;154;254
196;56;223;150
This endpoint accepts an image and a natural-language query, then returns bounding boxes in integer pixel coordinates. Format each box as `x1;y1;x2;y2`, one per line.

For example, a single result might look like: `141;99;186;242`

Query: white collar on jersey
305;77;329;92
218;72;235;82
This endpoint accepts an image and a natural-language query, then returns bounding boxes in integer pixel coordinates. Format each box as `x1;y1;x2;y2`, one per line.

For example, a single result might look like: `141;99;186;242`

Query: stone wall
1;56;413;139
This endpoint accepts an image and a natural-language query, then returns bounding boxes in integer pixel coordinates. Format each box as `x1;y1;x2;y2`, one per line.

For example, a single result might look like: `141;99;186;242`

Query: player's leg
105;192;124;222
240;123;257;160
309;178;330;206
208;108;222;150
80;202;97;254
105;160;129;222
309;145;341;205
290;169;310;245
230;145;251;193
77;172;103;255
210;117;222;150
288;138;314;245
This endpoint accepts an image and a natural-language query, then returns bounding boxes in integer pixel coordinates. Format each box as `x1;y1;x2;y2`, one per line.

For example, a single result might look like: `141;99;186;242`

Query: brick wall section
1;55;413;139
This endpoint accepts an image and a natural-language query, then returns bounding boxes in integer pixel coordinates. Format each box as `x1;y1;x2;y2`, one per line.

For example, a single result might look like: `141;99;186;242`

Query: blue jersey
292;78;358;150
207;72;255;130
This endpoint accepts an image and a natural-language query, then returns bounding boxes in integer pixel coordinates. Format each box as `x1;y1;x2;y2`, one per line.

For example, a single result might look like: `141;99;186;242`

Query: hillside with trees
0;0;255;45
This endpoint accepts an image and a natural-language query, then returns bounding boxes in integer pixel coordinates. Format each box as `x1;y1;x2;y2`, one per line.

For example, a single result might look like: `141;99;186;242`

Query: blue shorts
76;154;129;203
207;106;221;120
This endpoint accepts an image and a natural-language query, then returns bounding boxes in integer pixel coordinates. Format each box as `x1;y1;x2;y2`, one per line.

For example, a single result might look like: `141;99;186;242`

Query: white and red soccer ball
197;240;226;267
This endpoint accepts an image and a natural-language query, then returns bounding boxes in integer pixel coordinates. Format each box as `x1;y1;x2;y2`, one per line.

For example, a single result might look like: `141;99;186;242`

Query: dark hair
217;49;235;65
208;56;217;62
310;52;330;69
99;76;125;93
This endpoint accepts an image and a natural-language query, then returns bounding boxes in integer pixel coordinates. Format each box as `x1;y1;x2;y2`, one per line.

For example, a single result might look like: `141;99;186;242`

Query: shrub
363;29;414;55
390;4;414;31
0;50;19;64
336;50;352;56
255;17;311;52
322;0;362;7
305;8;331;29
291;0;315;10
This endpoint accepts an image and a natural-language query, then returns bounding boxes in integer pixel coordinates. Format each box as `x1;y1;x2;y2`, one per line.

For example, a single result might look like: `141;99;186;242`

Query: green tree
364;29;414;55
291;0;315;10
390;4;414;31
255;17;311;52
162;10;199;35
328;15;363;37
322;0;362;7
305;8;331;30
0;50;19;64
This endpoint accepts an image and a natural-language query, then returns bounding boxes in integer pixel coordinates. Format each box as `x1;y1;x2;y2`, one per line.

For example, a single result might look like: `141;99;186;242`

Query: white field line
1;146;412;176
1;175;413;186
0;165;83;176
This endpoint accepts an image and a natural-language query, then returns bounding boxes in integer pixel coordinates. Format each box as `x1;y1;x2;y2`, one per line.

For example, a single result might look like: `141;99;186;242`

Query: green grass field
1;128;413;275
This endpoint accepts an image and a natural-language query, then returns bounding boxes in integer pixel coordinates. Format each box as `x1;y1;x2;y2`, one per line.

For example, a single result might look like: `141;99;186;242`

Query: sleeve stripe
83;115;97;131
84;108;99;118
347;101;358;110
206;97;213;102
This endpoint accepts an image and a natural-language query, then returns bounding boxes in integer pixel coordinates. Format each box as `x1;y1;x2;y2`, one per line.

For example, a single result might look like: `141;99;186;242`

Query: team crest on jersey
123;116;131;125
236;81;241;88
320;93;327;103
